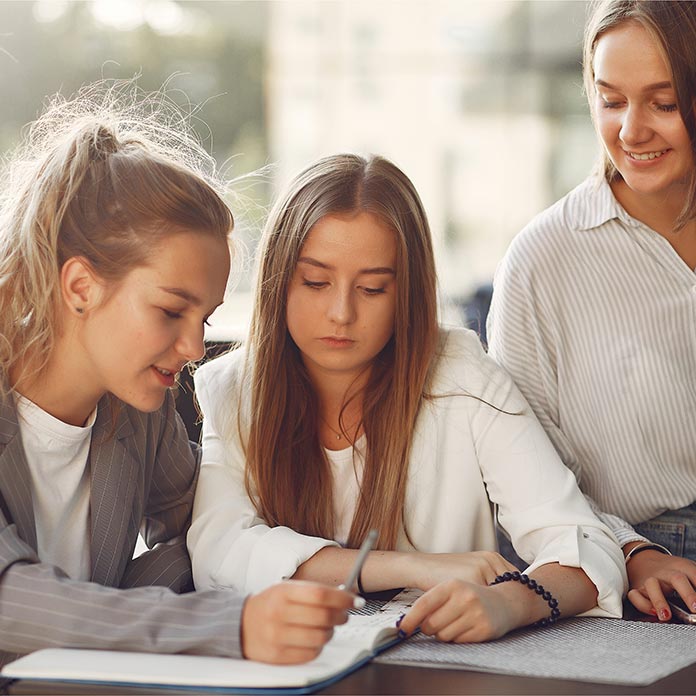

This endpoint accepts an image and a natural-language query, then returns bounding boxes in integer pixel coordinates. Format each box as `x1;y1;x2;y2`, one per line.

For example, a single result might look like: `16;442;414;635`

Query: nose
619;104;652;146
175;322;206;363
327;286;356;326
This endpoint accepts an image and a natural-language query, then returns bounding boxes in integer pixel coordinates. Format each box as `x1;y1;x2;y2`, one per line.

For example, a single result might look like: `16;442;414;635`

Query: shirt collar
576;175;635;231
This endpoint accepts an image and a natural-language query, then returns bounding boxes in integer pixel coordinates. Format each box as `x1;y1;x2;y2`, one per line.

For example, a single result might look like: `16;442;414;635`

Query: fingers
643;577;672;621
242;581;354;663
399;583;451;636
627;587;656;616
671;574;696;614
282;602;349;629
399;580;501;644
281;581;357;611
481;551;519;585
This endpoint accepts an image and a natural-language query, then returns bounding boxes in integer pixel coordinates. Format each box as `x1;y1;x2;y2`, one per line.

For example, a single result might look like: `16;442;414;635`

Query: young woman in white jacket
188;153;627;643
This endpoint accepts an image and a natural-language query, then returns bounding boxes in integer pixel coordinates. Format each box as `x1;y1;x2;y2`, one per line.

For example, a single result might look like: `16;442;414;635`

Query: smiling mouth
627;149;668;161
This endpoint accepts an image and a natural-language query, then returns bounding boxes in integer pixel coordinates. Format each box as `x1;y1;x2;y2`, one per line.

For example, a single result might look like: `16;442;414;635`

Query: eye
361;286;386;296
656;103;678;113
601;100;622;110
302;280;328;290
162;309;182;320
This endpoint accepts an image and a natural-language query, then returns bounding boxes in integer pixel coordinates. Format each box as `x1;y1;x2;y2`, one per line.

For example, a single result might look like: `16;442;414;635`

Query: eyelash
161;309;211;326
301;280;386;295
601;100;678;113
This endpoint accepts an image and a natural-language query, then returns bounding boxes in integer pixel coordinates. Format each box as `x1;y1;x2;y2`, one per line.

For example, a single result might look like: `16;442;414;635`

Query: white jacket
188;328;626;617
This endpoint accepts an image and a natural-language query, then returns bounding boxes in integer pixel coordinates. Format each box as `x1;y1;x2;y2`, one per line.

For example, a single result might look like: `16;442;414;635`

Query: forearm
293;547;415;590
0;562;244;657
497;562;598;628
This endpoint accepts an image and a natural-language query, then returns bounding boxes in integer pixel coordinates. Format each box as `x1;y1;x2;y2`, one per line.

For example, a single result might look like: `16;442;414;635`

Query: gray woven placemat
375;617;696;686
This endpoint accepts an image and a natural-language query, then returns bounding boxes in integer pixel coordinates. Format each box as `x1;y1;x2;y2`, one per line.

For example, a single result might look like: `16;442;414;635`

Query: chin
117;390;167;413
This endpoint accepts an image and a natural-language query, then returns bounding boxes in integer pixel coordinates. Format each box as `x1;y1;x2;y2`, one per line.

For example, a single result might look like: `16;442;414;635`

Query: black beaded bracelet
490;571;561;628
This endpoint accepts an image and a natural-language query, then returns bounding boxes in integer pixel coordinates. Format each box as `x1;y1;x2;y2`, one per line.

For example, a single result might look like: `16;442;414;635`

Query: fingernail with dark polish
659;609;670;621
649;608;657;616
691;602;696;613
396;613;405;628
397;629;407;639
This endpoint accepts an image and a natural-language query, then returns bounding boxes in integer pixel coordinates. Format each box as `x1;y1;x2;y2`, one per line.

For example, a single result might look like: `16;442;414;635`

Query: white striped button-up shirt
487;175;696;547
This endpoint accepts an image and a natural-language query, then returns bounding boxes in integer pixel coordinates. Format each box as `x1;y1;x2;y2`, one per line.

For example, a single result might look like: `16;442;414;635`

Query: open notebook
1;612;402;694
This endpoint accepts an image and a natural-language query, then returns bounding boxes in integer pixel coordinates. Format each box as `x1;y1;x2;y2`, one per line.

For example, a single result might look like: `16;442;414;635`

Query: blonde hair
583;0;696;229
0;81;234;391
242;153;439;550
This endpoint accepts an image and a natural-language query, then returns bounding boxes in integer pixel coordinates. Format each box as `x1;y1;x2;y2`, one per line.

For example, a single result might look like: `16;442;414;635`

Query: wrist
623;541;672;563
490;572;561;628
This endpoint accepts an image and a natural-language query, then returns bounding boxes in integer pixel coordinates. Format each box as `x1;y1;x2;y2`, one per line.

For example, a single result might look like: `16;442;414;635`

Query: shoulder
430;327;510;401
507;178;605;264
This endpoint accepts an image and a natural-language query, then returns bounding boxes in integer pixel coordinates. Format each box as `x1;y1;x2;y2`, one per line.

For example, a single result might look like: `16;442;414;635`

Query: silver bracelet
624;542;672;563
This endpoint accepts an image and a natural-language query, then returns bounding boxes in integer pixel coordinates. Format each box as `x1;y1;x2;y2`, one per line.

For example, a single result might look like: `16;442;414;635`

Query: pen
339;529;378;593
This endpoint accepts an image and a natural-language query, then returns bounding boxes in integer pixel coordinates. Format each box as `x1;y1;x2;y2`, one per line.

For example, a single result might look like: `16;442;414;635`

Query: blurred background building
0;0;598;340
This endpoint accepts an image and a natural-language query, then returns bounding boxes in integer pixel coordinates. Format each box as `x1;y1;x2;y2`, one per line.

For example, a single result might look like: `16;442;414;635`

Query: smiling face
592;21;694;213
286;211;398;387
81;231;230;413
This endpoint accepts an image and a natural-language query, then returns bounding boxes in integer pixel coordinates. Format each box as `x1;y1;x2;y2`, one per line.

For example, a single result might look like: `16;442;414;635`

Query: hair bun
89;124;120;159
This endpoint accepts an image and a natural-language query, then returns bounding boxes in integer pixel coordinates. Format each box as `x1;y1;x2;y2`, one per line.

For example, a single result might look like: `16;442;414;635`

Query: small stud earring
75;307;85;314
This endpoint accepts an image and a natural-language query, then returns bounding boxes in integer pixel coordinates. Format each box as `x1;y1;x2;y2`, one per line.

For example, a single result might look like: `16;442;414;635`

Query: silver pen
338;529;378;592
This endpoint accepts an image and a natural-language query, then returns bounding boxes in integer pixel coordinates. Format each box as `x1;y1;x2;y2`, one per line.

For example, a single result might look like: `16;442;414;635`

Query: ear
60;256;104;317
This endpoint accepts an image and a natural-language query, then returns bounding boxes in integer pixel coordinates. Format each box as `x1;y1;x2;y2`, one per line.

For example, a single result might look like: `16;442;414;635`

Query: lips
320;336;355;347
151;365;183;387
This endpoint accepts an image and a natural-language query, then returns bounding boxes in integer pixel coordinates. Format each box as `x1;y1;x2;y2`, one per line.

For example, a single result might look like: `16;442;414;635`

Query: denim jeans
633;503;696;561
496;502;696;566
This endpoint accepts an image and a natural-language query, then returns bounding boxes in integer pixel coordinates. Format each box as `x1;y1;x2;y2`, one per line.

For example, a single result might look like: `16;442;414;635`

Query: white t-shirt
324;436;365;546
15;394;96;581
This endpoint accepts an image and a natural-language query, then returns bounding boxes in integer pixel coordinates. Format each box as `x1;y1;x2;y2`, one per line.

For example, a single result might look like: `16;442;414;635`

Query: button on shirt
487;175;696;547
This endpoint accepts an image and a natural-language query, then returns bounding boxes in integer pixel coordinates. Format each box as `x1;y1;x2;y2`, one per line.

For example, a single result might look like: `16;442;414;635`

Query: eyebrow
298;256;395;275
595;79;673;92
158;286;202;305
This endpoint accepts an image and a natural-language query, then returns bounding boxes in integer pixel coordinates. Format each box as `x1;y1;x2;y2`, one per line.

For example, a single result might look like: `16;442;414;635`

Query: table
4;660;696;696
4;604;694;695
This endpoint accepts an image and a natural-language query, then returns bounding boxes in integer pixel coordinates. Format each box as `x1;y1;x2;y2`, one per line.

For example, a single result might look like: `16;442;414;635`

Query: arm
399;340;625;642
188;355;339;594
487;239;696;619
399;562;596;643
0;513;244;658
189;352;519;594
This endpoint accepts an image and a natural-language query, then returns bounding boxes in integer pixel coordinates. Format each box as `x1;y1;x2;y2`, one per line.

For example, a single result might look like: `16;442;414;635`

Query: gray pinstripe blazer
0;388;243;666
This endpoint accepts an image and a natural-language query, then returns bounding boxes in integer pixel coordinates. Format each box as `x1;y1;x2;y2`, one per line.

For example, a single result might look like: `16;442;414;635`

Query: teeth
629;150;667;160
155;367;172;376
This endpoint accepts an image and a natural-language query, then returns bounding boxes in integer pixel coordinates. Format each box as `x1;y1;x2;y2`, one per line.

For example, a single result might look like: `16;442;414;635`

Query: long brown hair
583;0;696;230
243;154;439;550
0;81;233;392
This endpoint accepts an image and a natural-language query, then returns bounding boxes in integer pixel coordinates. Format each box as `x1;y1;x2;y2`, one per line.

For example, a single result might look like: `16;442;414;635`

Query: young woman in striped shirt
488;0;696;622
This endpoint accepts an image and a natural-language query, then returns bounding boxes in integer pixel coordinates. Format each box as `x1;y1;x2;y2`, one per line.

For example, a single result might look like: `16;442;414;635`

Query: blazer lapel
0;391;38;550
89;396;139;586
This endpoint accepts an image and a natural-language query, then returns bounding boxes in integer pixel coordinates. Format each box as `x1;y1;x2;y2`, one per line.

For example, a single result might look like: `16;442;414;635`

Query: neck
611;178;687;235
611;179;696;268
10;339;103;428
